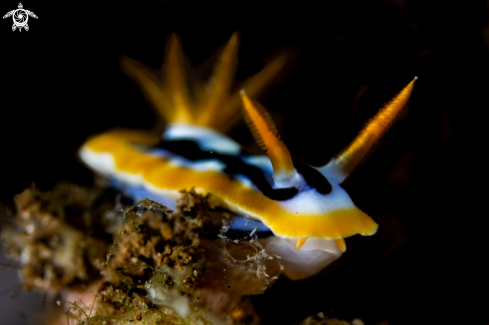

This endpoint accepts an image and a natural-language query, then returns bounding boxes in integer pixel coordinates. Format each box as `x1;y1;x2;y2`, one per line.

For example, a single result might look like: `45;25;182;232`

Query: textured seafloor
1;183;376;324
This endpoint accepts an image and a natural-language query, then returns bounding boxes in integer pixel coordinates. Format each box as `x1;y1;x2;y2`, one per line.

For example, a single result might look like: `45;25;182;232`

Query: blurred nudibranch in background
78;32;417;280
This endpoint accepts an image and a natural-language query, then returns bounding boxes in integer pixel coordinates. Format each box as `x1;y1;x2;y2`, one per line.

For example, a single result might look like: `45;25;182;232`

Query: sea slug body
79;33;416;279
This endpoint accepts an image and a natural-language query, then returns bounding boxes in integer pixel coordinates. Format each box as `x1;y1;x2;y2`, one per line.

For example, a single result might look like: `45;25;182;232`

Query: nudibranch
79;32;416;280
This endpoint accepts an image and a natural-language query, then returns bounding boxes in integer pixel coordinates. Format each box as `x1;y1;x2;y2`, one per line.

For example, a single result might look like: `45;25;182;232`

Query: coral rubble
1;183;276;324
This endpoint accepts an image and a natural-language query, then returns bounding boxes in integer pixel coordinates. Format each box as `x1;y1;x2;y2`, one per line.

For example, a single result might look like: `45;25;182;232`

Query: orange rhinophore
320;77;418;183
241;91;298;186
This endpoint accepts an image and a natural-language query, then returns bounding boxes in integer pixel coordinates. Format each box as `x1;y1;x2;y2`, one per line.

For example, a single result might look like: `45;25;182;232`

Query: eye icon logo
3;3;37;32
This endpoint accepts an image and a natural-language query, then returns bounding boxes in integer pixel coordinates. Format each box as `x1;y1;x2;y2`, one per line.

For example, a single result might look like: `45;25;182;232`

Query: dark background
1;0;489;324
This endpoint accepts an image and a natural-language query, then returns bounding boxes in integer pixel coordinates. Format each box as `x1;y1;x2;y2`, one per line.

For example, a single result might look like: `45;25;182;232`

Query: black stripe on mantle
149;139;332;200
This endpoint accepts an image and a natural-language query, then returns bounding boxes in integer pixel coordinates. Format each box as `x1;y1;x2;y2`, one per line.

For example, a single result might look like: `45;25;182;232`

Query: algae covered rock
2;183;278;324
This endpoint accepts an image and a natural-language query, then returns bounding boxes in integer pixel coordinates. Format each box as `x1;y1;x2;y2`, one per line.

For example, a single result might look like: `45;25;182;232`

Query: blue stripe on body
108;178;273;233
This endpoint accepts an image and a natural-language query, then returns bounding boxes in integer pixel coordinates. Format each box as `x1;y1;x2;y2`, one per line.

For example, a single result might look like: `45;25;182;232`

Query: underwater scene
1;1;489;324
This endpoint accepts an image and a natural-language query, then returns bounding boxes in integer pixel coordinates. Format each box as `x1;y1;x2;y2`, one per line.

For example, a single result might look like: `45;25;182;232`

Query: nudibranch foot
261;236;343;280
